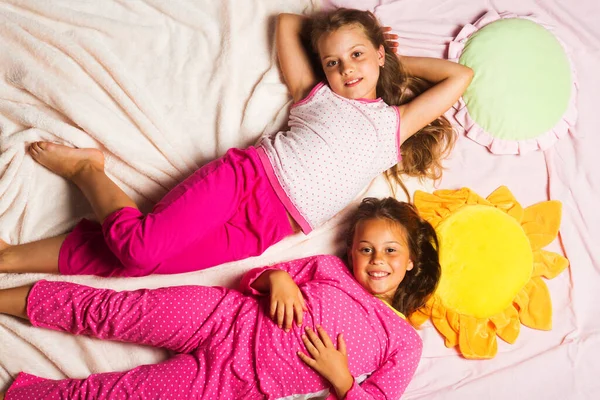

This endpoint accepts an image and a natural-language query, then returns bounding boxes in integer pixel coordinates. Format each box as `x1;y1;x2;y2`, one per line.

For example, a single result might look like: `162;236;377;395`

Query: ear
377;44;385;67
406;259;414;271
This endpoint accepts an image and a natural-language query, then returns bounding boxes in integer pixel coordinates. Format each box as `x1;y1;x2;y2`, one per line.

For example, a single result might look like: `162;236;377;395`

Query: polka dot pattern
10;283;263;399
241;255;422;398
8;255;421;399
260;83;400;231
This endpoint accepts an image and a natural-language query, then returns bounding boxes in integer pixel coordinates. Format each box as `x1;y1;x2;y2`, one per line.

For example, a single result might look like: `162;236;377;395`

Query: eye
326;60;338;68
352;51;362;58
359;247;372;254
386;248;397;253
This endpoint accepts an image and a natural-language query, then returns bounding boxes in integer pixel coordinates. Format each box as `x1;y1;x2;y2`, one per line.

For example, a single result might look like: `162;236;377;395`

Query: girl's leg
28;142;137;224
57;185;293;276
5;355;208;400
25;280;245;354
0;142;139;276
3;282;261;399
30;143;293;276
0;285;31;320
45;145;290;276
29;141;235;274
97;147;260;273
0;237;65;274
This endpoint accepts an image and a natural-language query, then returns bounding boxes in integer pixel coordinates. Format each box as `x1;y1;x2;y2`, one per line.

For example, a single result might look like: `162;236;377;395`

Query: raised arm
397;56;473;143
276;13;319;102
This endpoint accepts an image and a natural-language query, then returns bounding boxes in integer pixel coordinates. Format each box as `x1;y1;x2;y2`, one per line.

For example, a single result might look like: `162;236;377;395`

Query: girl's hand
268;270;306;331
298;326;354;398
382;26;399;53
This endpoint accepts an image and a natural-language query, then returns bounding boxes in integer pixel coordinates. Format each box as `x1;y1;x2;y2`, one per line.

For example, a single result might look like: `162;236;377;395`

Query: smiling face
317;24;385;100
349;217;414;302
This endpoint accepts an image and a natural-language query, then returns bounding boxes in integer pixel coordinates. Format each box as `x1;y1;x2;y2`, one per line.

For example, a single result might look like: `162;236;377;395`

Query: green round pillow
449;11;576;154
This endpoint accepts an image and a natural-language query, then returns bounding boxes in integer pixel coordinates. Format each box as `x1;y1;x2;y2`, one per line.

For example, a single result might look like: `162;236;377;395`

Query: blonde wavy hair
307;8;456;198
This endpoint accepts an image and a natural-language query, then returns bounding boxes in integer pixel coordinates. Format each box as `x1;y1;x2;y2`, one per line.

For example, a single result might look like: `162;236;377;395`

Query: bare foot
28;142;105;180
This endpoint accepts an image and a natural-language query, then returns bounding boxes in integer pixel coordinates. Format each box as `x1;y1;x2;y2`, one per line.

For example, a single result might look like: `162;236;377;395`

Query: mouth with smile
367;270;390;280
344;77;362;87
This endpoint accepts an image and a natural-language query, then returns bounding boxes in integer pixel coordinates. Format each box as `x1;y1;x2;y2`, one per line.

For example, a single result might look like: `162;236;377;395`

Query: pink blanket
327;0;600;398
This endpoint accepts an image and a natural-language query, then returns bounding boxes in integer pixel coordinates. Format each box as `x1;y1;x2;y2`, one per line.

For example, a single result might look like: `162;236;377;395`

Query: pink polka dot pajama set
6;255;422;399
59;82;401;277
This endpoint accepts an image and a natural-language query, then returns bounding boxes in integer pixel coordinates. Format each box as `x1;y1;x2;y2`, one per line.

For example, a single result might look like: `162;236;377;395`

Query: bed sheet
0;0;598;398
325;0;600;398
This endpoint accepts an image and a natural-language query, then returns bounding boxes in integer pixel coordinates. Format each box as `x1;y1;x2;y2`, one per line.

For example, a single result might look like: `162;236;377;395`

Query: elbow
456;65;474;92
276;13;286;33
277;13;296;27
276;12;305;31
276;13;289;34
463;65;474;84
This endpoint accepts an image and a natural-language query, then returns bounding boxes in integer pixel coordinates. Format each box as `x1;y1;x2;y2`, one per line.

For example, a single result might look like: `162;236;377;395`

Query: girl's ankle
0;246;15;273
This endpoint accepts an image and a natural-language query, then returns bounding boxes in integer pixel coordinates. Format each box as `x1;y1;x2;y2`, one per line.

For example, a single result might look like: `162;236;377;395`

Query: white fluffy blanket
0;0;432;390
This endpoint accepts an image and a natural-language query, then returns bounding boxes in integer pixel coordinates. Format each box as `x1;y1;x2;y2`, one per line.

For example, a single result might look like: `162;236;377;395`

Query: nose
340;60;355;75
370;251;384;265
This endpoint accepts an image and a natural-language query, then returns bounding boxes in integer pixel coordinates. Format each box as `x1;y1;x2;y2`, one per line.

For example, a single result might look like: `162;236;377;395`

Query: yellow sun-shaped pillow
411;186;569;359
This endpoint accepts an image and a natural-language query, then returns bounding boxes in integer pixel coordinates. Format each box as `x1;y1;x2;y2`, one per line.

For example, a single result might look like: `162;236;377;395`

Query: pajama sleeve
239;255;349;295
321;343;421;400
238;266;279;296
324;331;423;400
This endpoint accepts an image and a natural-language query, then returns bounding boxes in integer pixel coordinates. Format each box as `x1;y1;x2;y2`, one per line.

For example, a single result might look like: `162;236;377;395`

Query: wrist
331;372;354;399
250;269;279;293
268;269;290;283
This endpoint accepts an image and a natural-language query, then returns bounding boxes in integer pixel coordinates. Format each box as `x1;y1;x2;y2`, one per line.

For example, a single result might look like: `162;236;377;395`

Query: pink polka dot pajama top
7;255;421;400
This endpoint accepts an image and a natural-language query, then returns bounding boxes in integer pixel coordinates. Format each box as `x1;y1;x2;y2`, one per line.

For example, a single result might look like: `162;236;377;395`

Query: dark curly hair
346;197;441;317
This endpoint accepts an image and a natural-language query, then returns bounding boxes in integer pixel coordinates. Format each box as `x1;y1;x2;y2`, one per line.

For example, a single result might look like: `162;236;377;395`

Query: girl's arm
298;323;422;399
276;13;318;102
298;326;354;399
239;256;347;330
249;269;306;331
397;56;473;143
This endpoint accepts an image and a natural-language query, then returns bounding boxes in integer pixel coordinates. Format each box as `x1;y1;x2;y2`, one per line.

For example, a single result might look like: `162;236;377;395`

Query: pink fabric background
325;0;600;398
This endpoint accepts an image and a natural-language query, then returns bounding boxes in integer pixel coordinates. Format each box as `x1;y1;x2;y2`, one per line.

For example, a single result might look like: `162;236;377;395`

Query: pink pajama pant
6;280;264;400
59;147;293;277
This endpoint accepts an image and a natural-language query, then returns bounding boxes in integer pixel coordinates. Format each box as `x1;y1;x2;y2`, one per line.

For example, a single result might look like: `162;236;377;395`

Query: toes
28;143;39;157
28;142;50;160
29;142;49;158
